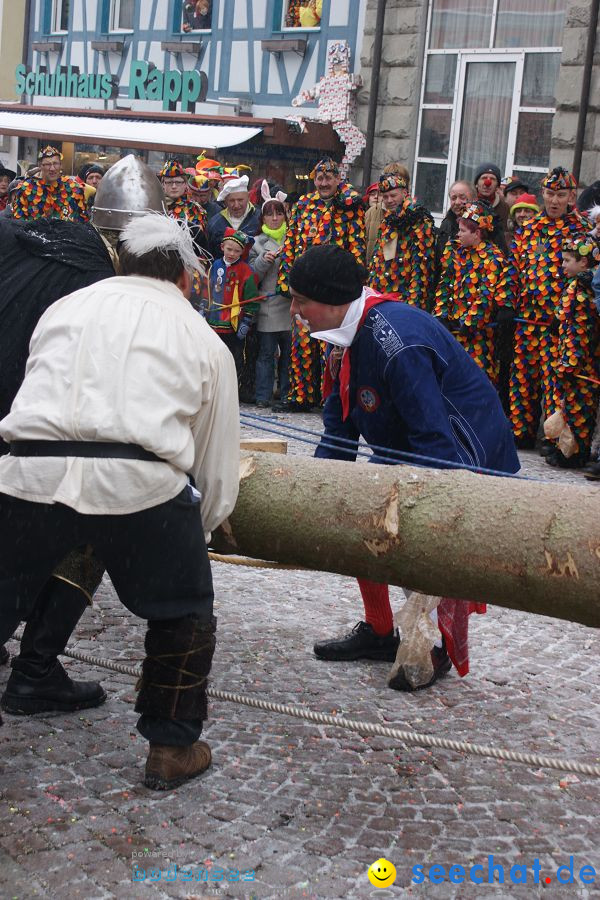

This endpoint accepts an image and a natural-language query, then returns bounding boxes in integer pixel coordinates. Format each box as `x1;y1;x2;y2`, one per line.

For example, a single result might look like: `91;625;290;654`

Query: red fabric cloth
437;598;486;677
357;578;394;635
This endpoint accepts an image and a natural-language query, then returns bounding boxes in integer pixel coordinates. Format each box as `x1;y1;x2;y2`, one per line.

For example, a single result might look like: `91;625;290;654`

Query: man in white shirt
0;214;240;790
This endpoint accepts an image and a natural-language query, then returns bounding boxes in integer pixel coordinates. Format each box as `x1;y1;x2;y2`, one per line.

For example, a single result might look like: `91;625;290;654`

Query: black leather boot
1;578;106;715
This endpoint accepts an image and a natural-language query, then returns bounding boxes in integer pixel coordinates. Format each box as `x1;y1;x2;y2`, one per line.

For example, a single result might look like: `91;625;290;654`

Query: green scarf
262;222;287;244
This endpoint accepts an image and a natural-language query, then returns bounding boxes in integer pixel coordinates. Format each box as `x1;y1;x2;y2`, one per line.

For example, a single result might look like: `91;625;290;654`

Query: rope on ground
208;552;307;571
34;642;600;779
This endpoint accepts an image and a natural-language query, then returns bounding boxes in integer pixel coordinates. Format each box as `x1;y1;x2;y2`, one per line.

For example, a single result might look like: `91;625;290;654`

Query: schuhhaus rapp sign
16;61;208;111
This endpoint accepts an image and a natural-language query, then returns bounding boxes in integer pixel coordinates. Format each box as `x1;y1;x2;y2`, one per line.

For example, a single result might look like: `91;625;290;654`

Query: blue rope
240;412;544;482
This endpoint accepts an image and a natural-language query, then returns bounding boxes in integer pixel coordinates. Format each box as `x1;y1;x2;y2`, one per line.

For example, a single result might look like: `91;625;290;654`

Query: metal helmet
91;154;167;231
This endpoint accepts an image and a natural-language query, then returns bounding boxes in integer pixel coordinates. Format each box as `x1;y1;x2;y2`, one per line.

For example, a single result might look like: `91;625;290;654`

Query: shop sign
16;61;209;111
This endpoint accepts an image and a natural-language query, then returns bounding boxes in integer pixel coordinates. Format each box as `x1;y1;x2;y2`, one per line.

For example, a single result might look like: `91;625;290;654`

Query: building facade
358;0;600;217
0;0;367;184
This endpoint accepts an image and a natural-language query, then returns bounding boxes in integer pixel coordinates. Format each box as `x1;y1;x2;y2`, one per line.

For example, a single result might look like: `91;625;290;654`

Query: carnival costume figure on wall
291;41;365;179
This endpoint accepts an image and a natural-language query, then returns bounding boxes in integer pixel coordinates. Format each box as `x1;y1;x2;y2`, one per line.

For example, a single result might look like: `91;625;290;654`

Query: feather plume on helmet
120;212;203;275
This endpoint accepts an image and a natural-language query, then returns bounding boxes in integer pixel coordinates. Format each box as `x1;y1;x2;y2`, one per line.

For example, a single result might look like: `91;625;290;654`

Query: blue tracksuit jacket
315;301;520;474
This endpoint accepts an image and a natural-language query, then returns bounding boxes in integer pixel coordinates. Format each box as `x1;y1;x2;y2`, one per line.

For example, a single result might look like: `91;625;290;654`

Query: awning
0;110;263;152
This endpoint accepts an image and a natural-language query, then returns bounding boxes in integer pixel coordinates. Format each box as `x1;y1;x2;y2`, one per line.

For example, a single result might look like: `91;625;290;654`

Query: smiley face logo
367;858;397;888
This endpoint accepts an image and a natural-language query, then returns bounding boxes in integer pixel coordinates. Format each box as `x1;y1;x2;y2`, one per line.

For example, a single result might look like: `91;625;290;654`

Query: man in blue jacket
288;244;520;691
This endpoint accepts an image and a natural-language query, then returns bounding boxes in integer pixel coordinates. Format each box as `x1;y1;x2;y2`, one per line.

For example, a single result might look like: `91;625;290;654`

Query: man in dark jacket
434;180;475;280
287;244;519;692
206;175;260;258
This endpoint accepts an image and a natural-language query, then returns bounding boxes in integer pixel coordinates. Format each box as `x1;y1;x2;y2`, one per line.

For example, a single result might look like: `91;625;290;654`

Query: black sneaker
388;641;452;692
313;621;400;662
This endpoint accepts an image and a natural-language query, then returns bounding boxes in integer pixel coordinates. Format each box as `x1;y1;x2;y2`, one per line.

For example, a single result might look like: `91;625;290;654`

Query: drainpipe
21;0;33;104
362;0;387;184
572;0;600;183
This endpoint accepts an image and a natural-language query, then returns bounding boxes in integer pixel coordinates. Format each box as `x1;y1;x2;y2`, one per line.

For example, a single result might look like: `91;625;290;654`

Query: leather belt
9;440;164;463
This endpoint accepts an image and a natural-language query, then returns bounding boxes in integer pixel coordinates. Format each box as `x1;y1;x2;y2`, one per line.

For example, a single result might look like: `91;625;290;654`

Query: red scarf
322;292;395;420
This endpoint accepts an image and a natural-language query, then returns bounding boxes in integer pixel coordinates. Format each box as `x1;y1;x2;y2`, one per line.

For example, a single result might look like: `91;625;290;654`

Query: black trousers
0;486;214;745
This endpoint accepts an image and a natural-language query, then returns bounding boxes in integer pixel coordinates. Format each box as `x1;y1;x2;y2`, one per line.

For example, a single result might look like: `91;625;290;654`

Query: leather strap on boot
135;616;217;721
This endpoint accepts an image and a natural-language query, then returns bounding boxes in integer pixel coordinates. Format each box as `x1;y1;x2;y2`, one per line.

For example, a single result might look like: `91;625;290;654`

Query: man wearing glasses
159;159;207;242
12;146;89;223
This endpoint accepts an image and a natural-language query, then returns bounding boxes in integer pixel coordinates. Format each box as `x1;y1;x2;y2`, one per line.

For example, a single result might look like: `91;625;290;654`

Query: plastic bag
543;409;577;457
543;410;564;440
389;592;441;688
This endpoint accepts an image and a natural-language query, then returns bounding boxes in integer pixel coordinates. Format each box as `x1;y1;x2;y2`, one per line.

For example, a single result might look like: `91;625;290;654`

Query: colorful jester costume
509;168;591;445
278;159;365;407
434;204;514;383
367;175;435;309
551;245;600;458
13;175;89;222
159;159;207;233
206;246;259;338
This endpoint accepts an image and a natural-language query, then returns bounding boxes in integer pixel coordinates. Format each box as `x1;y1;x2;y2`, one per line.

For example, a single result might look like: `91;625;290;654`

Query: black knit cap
289;244;367;305
474;163;501;185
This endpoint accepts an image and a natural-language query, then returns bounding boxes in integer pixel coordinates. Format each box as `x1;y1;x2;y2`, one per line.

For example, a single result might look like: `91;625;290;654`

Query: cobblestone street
1;409;599;899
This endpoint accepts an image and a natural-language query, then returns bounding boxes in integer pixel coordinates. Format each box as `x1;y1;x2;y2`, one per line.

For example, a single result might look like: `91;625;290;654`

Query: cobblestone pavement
1;407;599;899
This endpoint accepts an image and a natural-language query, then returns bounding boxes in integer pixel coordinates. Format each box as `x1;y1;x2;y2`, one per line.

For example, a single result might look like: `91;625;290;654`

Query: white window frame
51;0;69;34
413;0;563;221
110;0;135;34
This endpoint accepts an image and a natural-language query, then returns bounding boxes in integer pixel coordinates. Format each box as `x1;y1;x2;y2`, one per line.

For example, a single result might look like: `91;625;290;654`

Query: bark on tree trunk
212;452;600;629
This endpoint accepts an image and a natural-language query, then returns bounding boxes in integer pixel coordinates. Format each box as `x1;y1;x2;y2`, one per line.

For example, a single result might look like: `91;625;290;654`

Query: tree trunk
212;452;600;628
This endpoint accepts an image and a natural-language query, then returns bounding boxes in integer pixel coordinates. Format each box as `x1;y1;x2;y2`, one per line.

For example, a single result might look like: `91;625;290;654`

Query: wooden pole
212;452;600;629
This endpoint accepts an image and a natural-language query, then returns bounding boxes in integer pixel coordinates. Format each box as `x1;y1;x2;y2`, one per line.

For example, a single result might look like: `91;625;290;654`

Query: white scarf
310;286;379;347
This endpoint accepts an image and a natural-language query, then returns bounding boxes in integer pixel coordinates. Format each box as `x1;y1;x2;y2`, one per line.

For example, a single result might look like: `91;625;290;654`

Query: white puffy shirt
0;274;240;534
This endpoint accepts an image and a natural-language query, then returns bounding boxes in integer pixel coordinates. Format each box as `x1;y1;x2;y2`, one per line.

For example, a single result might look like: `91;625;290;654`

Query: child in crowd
546;236;600;469
508;193;540;233
434;202;514;384
249;186;292;408
205;228;259;380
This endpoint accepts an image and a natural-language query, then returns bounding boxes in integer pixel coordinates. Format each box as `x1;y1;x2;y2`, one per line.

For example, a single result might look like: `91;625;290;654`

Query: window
429;0;493;50
182;1;213;32
111;0;134;31
283;0;322;29
413;0;566;217
494;0;565;48
52;0;70;32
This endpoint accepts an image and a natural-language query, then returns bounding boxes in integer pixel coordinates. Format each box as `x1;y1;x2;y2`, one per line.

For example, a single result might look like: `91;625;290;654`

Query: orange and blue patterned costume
509;194;591;444
434;238;514;383
13;176;89;222
367;197;435;309
279;176;365;407
551;267;600;457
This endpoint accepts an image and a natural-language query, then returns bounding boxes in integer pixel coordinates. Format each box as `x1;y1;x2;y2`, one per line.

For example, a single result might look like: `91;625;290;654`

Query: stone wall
356;0;428;183
551;0;600;188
